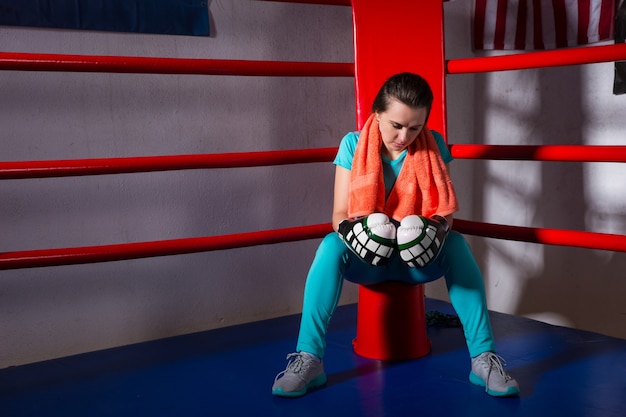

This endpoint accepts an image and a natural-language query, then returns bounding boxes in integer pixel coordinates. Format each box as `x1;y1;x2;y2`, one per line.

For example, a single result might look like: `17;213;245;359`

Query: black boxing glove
338;213;397;266
396;214;449;267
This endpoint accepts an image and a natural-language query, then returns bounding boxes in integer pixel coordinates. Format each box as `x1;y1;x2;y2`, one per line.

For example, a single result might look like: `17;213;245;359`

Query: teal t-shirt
333;130;453;197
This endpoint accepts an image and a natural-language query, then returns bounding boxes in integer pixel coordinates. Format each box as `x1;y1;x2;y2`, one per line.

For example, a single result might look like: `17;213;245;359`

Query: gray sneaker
272;352;327;397
469;352;520;397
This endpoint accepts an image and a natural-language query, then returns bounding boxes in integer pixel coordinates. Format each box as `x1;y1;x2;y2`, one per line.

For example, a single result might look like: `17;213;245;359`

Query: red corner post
351;0;446;360
351;0;447;135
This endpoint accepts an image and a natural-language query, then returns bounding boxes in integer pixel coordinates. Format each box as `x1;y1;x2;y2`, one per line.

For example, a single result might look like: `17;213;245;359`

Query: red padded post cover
351;0;445;360
351;0;447;135
353;282;431;360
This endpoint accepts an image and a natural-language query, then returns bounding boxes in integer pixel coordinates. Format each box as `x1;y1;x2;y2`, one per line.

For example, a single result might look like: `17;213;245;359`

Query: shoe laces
274;353;312;382
482;352;513;382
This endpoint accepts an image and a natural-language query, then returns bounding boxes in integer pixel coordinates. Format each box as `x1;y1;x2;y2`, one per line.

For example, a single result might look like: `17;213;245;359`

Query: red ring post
353;282;431;360
351;0;446;360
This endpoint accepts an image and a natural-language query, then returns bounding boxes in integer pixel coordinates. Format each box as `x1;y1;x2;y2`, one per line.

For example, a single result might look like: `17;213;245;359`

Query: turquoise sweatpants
296;231;495;359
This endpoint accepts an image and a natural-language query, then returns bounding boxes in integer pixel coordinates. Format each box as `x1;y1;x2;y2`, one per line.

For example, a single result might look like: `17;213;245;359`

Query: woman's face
376;99;428;160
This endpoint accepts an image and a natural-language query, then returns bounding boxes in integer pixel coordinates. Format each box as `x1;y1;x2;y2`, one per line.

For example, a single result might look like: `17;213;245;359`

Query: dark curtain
0;0;209;36
615;0;626;95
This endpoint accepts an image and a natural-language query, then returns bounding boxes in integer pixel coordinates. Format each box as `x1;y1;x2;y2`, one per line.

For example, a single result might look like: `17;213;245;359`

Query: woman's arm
441;163;454;228
331;165;351;232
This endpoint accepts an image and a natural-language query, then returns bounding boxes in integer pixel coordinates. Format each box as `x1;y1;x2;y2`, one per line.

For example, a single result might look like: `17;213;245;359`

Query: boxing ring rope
2;145;624;181
0;224;333;271
453;220;626;253
0;148;338;180
0;52;354;77
1;0;626;271
448;144;626;162
447;43;626;73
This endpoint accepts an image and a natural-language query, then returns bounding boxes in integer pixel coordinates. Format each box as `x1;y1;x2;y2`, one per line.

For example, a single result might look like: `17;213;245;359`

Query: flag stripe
474;0;615;51
578;0;590;45
552;0;568;48
598;0;614;40
514;0;528;50
494;0;509;49
474;0;488;50
533;0;545;50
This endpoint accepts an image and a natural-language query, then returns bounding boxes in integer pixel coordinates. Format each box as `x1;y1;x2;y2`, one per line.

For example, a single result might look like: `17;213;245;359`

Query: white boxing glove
338;213;396;266
397;214;449;268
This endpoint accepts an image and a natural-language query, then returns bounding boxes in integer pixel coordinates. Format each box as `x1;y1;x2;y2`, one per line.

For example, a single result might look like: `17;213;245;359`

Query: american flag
474;0;615;50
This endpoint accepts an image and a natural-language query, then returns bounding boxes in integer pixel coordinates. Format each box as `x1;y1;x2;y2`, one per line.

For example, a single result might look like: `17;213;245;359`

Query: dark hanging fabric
0;0;209;37
614;0;626;95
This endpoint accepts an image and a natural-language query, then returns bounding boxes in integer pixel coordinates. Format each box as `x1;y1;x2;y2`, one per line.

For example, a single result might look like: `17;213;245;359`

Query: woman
272;73;519;398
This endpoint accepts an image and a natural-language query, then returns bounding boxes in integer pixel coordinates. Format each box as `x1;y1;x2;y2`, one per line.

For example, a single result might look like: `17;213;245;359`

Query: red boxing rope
0;52;354;77
454;220;626;253
0;148;337;180
3;44;626;78
0;224;333;270
447;43;626;74
3;145;624;180
449;145;626;162
2;221;623;271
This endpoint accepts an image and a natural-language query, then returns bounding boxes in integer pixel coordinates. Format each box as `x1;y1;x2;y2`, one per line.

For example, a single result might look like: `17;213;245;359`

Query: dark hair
371;72;434;119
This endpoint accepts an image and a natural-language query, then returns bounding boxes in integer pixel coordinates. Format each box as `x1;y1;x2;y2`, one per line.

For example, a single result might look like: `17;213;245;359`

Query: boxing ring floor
1;298;625;417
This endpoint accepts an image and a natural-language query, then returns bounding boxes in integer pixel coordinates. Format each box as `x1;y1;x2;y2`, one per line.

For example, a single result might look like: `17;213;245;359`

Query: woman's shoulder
338;130;361;155
334;130;360;170
342;130;360;146
429;129;453;164
431;130;444;142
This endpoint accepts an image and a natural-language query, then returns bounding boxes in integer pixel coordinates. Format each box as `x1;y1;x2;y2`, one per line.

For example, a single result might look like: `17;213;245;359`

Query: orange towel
348;114;458;221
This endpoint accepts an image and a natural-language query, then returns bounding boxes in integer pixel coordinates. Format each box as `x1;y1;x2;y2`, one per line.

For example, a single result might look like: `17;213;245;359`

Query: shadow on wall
473;65;626;339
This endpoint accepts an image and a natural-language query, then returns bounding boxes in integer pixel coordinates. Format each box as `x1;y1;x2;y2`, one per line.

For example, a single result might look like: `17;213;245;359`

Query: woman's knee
443;231;471;253
437;231;473;264
311;233;350;266
318;232;345;253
